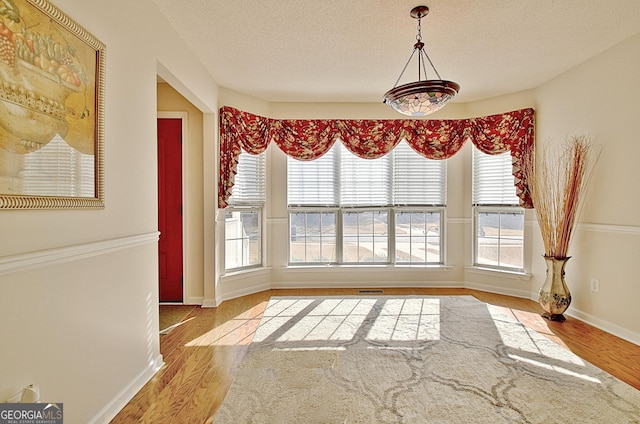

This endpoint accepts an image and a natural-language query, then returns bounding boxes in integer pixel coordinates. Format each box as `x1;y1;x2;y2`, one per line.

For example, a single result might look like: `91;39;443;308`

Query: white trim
567;307;640;347
578;223;640;235
446;217;470;225
88;354;164;424
272;280;463;290
465;266;531;281
463;280;532;299
157;112;189;303
267;217;287;225
216;281;272;305
185;296;204;305
202;297;219;308
214;267;273;305
280;264;454;273
0;232;160;276
221;266;272;281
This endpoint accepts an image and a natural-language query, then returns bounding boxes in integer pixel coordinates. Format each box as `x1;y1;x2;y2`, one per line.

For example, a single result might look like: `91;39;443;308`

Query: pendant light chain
416;10;439;82
416;15;423;81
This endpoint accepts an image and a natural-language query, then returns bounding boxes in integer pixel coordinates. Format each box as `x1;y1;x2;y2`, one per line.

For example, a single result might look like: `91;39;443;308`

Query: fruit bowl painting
0;0;105;209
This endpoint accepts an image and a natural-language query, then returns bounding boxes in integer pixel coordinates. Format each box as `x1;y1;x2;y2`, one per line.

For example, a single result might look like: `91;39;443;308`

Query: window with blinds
287;144;338;207
472;146;524;271
393;142;446;206
472;147;518;206
225;149;265;272
288;140;445;207
227;149;266;206
287;140;445;265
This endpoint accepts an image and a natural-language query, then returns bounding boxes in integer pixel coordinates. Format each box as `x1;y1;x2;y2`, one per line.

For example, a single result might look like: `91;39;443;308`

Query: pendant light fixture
383;6;459;117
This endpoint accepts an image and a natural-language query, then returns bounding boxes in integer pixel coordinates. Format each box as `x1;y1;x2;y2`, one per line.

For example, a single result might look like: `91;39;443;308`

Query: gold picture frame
0;0;105;209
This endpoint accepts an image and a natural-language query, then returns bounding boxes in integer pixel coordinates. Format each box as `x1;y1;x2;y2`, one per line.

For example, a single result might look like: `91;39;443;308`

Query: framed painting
0;0;105;209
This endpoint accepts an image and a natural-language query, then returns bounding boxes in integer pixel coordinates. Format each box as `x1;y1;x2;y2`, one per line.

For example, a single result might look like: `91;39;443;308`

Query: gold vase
538;256;571;322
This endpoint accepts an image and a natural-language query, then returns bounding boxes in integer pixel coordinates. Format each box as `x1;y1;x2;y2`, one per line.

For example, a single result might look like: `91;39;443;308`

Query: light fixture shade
384;6;460;117
383;80;460;117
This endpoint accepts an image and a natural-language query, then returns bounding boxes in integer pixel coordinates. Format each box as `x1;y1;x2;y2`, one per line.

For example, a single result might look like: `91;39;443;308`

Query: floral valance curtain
219;106;535;209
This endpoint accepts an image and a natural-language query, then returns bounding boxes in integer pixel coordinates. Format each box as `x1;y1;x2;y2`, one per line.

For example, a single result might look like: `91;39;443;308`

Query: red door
158;118;183;302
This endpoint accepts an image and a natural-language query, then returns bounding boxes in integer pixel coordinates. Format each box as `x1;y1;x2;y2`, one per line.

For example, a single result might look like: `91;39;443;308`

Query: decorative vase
538;256;571;322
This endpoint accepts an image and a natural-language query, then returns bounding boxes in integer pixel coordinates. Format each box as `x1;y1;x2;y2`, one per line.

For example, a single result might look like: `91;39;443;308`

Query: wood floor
110;288;640;423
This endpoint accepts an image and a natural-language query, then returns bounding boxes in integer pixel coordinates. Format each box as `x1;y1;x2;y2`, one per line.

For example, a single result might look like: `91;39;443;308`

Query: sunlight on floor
485;303;600;385
487;304;585;367
184;302;268;347
185;295;598;393
508;353;601;384
252;297;441;343
367;298;440;341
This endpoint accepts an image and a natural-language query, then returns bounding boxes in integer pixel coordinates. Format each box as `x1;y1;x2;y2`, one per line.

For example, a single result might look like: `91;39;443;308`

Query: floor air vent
358;289;384;294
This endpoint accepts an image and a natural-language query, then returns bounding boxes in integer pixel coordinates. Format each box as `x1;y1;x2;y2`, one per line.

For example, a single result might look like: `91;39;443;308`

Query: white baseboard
465;282;640;347
185;296;204;305
271;280;463;290
89;354;164;424
463;281;533;299
202;298;220;308
216;282;272;305
567;307;640;347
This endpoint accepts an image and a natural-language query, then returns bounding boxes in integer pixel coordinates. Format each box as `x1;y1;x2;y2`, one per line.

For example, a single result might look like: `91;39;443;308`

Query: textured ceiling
150;0;640;104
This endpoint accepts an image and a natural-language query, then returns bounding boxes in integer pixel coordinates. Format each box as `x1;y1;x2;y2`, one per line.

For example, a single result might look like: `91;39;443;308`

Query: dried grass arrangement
525;135;599;259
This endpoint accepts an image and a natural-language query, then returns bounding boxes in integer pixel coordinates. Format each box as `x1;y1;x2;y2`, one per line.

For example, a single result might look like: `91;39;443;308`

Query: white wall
532;33;640;341
0;0;218;422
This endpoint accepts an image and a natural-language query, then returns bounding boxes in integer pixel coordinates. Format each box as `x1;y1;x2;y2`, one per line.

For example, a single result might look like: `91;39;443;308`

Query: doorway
157;117;184;302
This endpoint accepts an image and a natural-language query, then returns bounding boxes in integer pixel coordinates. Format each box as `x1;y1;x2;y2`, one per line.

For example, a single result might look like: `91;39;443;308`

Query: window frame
473;206;524;272
471;146;525;273
288;208;340;265
394;207;444;265
224;149;266;273
341;207;391;265
288;206;445;266
224;206;263;272
286;140;447;267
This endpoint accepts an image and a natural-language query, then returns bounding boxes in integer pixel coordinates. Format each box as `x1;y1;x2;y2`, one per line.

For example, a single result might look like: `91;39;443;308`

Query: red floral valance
219;106;535;209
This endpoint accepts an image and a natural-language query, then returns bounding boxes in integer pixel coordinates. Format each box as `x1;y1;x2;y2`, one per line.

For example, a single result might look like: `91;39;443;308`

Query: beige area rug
159;304;195;334
214;296;640;423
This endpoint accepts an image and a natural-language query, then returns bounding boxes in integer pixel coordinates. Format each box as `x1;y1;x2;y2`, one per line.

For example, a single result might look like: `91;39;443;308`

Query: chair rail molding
579;223;640;235
0;232;160;276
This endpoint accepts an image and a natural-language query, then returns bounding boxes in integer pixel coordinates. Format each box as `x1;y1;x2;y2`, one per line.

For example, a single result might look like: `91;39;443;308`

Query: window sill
465;266;531;281
221;266;272;281
282;264;454;273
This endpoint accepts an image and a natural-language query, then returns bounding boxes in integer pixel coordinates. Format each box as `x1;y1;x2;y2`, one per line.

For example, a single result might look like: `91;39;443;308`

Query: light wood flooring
111;288;640;423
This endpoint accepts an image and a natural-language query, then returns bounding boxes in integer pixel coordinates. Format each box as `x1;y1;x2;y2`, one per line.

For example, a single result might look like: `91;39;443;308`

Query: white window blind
393;141;446;206
228;149;266;206
340;146;391;207
472;146;518;205
287;140;446;207
287;144;338;207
